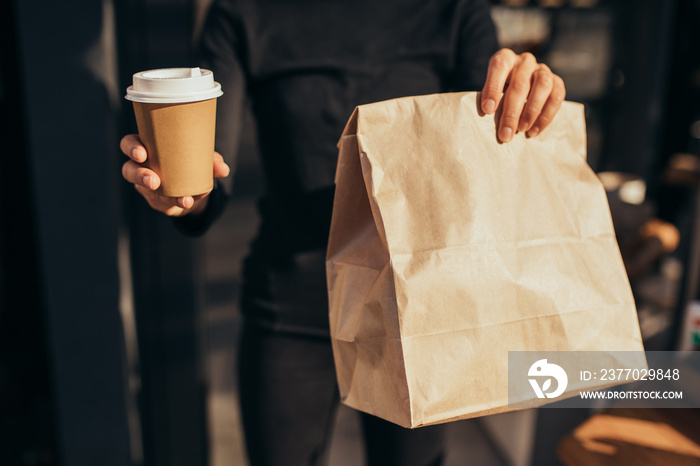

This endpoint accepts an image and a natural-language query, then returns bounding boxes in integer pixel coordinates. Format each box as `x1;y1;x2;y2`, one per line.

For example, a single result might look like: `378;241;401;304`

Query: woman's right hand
120;134;230;217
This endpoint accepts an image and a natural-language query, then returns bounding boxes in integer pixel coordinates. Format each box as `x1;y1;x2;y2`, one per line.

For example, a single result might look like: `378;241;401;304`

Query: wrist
172;181;226;237
186;196;210;217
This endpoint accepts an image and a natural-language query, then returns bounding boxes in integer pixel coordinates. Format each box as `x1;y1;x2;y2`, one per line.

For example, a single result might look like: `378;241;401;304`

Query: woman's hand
481;48;566;142
120;134;230;217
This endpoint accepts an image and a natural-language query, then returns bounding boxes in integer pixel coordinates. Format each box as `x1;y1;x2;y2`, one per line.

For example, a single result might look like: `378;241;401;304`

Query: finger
192;189;213;202
527;75;566;138
135;185;185;217
517;64;554;133
481;49;517;114
179;186;215;208
498;52;538;142
120;134;147;163
177;196;194;209
122;160;161;190
213;152;231;178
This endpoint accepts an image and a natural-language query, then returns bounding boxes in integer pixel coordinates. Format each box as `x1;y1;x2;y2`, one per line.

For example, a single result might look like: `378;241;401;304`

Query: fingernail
131;147;141;161
185;197;194;209
483;99;496;114
499;126;513;142
143;175;153;189
527;127;540;138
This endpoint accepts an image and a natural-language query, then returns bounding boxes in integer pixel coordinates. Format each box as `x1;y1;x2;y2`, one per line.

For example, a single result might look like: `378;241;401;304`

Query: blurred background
1;0;700;465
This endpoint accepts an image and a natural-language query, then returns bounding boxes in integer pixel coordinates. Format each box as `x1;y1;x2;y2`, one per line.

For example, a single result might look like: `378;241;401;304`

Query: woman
120;1;565;464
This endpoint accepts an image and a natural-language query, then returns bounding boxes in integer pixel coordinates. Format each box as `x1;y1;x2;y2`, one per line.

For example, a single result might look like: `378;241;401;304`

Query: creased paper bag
325;92;644;428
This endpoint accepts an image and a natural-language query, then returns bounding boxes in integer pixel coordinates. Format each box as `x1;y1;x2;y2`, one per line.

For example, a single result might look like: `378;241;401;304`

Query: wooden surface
558;409;700;465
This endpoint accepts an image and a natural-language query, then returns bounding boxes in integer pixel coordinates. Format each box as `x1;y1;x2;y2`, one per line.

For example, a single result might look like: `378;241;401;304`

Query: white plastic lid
125;67;223;103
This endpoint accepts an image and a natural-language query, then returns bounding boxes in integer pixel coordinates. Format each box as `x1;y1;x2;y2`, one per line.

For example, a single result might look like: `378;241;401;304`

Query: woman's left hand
480;48;566;142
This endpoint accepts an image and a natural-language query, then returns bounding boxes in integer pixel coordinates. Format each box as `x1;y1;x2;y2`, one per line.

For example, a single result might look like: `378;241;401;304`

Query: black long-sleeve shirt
178;0;499;335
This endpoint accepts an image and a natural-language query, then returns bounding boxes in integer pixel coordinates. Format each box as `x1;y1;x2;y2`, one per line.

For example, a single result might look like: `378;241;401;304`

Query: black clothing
180;0;499;335
238;321;448;466
175;2;498;464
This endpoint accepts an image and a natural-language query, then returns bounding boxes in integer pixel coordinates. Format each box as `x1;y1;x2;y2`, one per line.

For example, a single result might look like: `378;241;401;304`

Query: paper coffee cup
125;67;223;197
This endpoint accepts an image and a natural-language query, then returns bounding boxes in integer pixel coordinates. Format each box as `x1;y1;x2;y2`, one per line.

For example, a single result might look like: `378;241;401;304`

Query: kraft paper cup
125;67;223;197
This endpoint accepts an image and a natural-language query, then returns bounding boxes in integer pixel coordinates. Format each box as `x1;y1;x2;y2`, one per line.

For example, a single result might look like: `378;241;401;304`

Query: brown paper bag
326;92;645;428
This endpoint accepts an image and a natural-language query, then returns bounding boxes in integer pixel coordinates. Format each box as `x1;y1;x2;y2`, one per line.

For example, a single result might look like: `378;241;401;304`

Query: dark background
1;0;699;465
